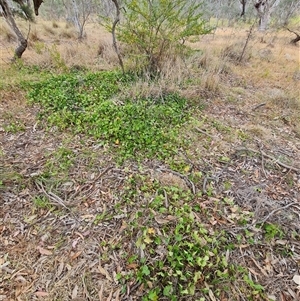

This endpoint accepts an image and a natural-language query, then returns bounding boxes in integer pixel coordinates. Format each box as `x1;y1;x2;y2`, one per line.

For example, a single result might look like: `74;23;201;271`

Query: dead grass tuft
58;28;77;39
52;20;60;28
42;24;56;35
29;29;40;42
202;72;220;93
222;41;252;63
0;24;16;42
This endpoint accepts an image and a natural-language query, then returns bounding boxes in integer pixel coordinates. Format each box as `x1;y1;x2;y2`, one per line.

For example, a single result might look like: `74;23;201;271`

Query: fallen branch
285;27;300;45
236;147;300;173
259;202;298;226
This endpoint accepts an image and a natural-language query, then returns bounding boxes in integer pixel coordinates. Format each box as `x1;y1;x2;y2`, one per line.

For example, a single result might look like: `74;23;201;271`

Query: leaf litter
1;84;300;301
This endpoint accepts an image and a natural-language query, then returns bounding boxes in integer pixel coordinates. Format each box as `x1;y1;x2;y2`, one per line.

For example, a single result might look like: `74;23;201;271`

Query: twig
194;127;215;138
238;21;255;63
236;147;300;173
36;181;69;210
259;202;298;226
72;166;113;198
252;103;266;111
163;168;196;194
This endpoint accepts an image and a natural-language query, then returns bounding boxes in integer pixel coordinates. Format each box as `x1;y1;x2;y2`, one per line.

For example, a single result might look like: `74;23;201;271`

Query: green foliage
49;45;68;72
3;120;25;133
12;2;35;22
263;223;284;240
27;71;189;161
33;196;52;209
115;0;211;75
118;177;266;300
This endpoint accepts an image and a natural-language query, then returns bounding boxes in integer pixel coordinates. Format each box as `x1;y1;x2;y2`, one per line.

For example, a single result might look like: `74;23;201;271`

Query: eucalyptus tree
253;0;281;31
273;0;300;25
61;0;96;40
0;0;43;59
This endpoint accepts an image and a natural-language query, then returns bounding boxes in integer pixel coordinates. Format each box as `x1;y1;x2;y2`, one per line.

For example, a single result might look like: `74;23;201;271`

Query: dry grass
2;17;297;129
0;19;112;70
0;22;16;42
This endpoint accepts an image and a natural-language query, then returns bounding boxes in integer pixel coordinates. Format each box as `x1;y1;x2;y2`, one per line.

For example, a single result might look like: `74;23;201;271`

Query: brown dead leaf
72;284;78;299
70;251;83;260
57;261;64;277
248;267;260;276
98;284;104;301
37;246;52;256
115;289;120;301
293;274;300;286
127;263;139;269
35;291;49;297
98;266;113;281
107;290;113;301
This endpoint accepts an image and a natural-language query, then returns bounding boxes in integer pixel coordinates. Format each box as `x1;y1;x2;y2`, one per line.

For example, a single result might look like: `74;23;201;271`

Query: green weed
263;223;284;240
3;120;25;133
33;196;52;209
27;71;190;161
117;175;266;300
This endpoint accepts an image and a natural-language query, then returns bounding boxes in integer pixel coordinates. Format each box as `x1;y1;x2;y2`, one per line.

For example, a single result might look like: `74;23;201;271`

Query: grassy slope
1;18;300;301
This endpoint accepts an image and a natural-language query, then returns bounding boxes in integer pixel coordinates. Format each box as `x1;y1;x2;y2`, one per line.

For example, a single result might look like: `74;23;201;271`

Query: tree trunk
240;0;247;19
71;0;82;39
258;11;270;31
0;0;28;59
254;0;281;31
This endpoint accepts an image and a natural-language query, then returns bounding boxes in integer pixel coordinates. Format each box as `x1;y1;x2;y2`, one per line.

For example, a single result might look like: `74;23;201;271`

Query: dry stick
238;21;255;63
259;202;298;226
252;102;266;111
236;147;300;173
36;181;69;210
71;165;113;198
194;127;215;139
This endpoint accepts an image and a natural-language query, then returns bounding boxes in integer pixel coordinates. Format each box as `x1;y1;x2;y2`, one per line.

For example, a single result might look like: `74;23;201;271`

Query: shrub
113;0;211;76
